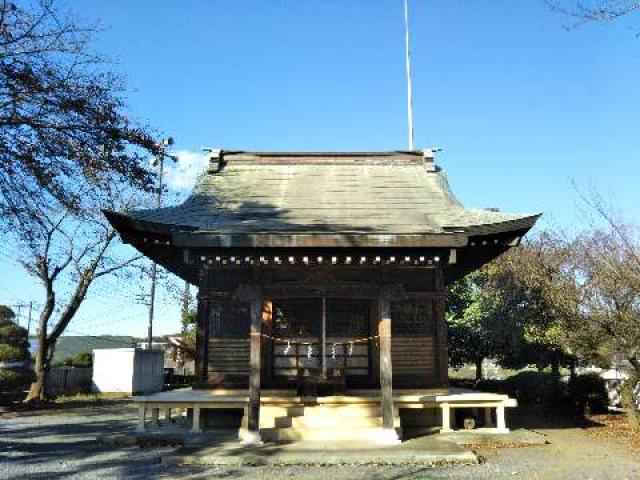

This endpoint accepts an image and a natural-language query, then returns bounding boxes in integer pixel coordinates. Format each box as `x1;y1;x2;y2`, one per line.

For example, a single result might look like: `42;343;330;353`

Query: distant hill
29;336;139;362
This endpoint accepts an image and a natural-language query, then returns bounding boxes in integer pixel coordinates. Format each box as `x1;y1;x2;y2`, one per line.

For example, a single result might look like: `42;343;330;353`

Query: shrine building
105;150;539;444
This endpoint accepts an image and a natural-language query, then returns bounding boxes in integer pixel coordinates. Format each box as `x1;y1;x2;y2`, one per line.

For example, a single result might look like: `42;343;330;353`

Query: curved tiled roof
107;151;539;248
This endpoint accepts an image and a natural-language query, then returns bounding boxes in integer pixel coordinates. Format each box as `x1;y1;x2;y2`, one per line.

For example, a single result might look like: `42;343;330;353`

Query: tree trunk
24;277;90;403
622;359;640;429
25;328;49;402
551;356;560;379
550;354;563;401
26;358;49;402
475;357;484;381
569;358;577;381
25;291;54;403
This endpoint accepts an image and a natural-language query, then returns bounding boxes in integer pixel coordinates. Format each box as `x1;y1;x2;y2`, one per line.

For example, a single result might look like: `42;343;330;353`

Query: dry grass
53;392;130;404
585;413;640;454
0;392;132;418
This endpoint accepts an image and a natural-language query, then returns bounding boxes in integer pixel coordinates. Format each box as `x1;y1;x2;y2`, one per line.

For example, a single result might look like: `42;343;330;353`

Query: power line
75;309;146;331
0;281;20;301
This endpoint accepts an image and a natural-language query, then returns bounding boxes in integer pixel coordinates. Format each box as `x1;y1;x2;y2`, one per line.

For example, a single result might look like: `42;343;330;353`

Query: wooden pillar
237;284;263;444
434;268;448;387
321;297;327;377
370;299;380;386
195;267;211;385
378;286;399;443
261;299;273;385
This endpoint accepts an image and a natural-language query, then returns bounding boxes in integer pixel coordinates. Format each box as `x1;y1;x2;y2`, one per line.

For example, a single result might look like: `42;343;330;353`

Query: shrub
71;352;93;368
568;373;609;415
0;305;16;325
475;379;507;394
0;344;29;363
0;324;29;347
0;318;14;329
0;368;34;390
55;352;93;368
504;371;566;405
449;378;476;390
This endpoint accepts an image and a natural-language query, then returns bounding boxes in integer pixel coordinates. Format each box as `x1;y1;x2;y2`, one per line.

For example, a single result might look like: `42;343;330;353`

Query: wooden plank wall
391;335;439;387
204;296;443;388
207;337;250;382
207;334;439;387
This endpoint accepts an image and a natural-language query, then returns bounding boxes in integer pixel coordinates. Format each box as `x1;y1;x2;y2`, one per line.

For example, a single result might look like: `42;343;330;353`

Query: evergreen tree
0;306;33;401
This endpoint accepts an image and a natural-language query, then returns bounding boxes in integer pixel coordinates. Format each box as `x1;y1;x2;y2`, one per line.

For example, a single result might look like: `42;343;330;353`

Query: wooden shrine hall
105;150;539;444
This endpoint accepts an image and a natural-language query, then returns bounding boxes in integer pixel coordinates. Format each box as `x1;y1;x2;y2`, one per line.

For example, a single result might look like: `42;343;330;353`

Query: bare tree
0;0;158;228
10;184;147;402
569;192;640;426
547;0;640;24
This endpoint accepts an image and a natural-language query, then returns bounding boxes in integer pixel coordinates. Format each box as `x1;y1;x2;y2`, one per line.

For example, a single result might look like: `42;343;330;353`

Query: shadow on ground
507;404;605;431
0;408;167;479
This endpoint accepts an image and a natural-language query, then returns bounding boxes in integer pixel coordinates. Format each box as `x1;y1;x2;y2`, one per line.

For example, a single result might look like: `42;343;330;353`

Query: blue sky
1;0;638;338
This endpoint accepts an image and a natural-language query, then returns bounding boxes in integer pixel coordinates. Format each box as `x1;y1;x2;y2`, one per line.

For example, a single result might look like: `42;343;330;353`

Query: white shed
92;348;164;394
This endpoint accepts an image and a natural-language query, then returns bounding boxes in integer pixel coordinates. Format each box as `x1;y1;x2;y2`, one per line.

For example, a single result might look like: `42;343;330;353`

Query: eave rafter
195;253;443;268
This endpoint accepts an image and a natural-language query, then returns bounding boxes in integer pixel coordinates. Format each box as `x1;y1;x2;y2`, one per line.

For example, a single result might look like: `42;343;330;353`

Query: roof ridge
223;150;425;156
205;150;438;168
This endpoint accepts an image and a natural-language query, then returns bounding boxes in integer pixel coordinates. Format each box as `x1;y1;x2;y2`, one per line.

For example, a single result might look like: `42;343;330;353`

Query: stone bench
434;392;517;434
133;389;299;434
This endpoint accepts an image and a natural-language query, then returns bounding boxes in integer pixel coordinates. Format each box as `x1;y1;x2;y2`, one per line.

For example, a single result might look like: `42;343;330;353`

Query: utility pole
26;301;32;337
179;281;191;366
181;281;191;323
12;302;33;333
15;303;22;326
147;137;177;350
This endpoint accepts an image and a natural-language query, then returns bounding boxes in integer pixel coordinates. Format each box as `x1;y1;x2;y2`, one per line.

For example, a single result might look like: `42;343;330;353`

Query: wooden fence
46;367;92;396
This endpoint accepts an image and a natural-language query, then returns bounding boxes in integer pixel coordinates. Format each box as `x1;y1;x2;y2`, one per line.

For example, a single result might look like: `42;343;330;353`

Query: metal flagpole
403;0;415;151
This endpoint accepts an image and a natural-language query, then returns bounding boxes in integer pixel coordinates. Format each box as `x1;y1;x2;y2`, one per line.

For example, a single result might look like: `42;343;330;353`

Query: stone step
290;405;387;418
260;426;400;443
241;405;305;429
257;405;305;418
275;414;384;429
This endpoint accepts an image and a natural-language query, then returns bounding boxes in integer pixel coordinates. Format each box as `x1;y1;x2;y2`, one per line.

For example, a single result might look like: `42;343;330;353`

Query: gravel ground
1;404;639;479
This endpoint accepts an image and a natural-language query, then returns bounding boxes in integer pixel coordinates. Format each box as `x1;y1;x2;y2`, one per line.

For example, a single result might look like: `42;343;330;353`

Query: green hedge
455;372;566;405
475;379;508;394
504;371;566;405
0;344;29;362
568;373;608;414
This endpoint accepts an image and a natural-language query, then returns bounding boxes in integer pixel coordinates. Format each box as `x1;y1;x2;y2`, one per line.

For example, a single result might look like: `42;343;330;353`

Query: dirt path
1;405;639;479
472;426;640;480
